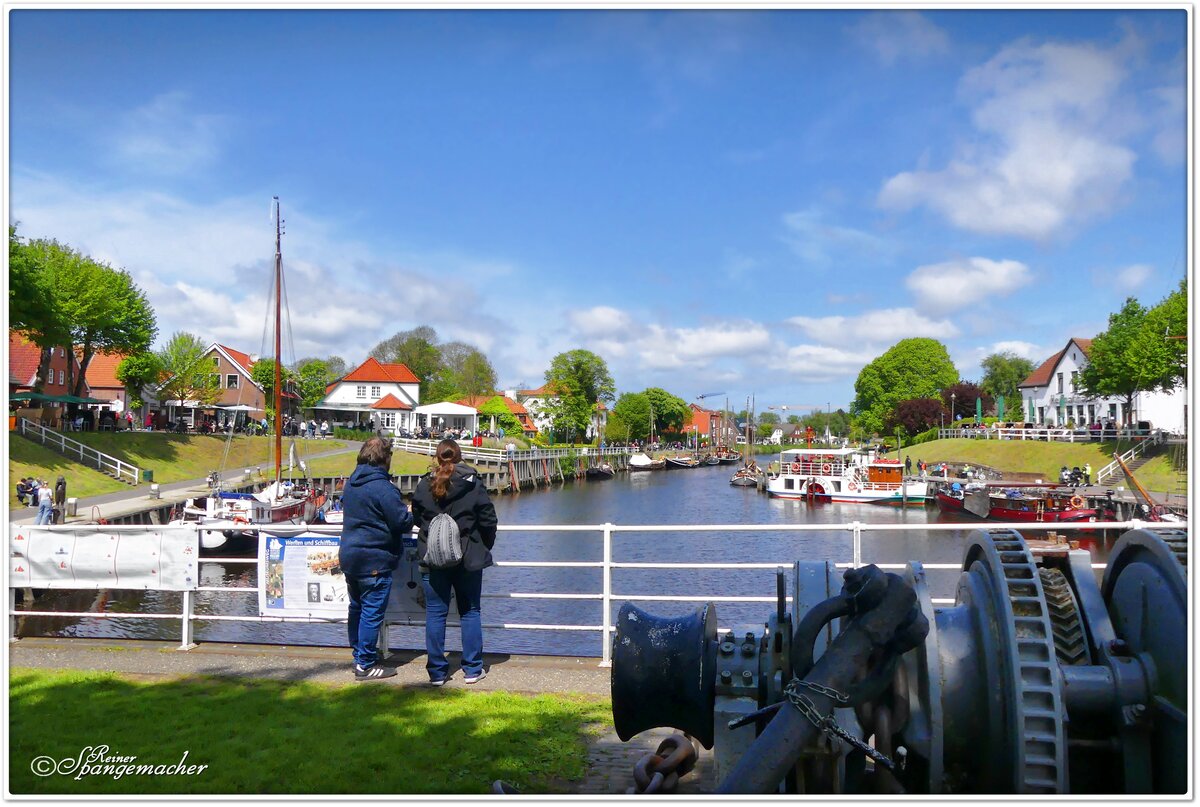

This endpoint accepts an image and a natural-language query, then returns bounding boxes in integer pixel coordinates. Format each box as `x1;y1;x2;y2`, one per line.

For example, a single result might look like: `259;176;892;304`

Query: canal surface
17;461;1116;658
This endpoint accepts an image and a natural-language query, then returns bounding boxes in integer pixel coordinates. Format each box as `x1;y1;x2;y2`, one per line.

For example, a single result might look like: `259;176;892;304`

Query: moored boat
585;463;616;480
629;452;666;471
729;466;759;487
664;455;701;469
766;446;928;504
935;481;1105;522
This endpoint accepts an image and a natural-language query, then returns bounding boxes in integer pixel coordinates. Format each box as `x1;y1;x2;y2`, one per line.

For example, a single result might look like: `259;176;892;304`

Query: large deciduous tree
295;359;334;408
477;396;524;435
9;227;61;348
980;351;1035;408
941;381;992;422
1144;279;1187;390
611;392;652;441
851;338;958;435
539;350;617;439
250;358;299;419
642;387;689;436
1078;296;1181;425
885;398;947;434
157;332;220;411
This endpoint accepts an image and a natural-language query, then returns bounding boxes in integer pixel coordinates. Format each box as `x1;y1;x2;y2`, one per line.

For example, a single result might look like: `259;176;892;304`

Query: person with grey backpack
411;438;498;686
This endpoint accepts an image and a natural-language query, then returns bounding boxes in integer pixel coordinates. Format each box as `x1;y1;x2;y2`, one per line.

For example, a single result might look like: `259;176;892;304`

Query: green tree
604;413;631;443
642;387;689;435
758;411;781;426
251;358;299;419
9;227;61;346
541;350;617;438
458;350;498;397
980;351;1036;407
1078;296;1181;425
851;338;959;435
612;392;652;441
1145;279;1187;389
296;359;334;408
156;332;220;411
371;326;441;398
115;351;163;411
478;396;524;435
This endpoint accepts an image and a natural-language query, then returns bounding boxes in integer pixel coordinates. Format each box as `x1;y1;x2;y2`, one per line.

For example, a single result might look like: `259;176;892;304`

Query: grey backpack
425;511;464;568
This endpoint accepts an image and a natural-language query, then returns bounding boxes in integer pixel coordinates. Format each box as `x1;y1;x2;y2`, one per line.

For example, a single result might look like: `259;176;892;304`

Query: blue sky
7;8;1188;413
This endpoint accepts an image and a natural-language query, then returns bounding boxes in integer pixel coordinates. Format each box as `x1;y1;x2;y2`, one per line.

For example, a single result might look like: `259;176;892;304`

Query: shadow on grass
9;667;609;796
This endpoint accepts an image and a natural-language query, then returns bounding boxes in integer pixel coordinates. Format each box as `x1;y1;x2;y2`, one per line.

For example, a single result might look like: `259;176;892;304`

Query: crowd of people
16;475;67;525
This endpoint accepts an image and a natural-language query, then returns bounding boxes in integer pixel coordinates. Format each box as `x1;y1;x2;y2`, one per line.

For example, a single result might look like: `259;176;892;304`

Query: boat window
785;478;793;490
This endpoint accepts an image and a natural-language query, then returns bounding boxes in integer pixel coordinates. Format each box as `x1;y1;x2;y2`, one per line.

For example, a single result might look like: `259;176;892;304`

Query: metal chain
626;733;697;794
783;678;897;772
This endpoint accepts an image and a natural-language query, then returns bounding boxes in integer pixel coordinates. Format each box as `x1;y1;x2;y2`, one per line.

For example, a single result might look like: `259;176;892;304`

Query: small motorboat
701;454;721;466
729;466;758;487
664;455;700;469
585;463;615;480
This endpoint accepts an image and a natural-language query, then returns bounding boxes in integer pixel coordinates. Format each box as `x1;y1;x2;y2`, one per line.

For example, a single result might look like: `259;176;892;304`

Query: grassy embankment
9;668;609;795
889;438;1184;493
9;433;350;508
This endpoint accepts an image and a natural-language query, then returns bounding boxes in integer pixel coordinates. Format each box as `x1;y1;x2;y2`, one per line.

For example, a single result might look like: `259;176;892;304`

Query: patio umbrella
9;392;57;402
975;397;982;423
996;395;1005;421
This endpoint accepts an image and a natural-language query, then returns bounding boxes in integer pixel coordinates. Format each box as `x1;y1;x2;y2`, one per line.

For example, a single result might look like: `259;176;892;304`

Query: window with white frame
212;356;220;367
380;412;395;428
356;385;367;398
58;370;64;385
1056;372;1063;394
1070;370;1078;392
227;374;239;389
371;385;381;398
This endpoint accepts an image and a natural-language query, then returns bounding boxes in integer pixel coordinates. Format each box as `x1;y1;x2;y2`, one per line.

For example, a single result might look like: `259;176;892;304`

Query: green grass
9;668;611;795
297;450;437;479
11;432;349;492
9;437;131;506
883;438;1184;493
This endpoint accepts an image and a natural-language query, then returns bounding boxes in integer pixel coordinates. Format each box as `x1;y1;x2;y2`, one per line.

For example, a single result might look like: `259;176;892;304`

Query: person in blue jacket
338;436;413;680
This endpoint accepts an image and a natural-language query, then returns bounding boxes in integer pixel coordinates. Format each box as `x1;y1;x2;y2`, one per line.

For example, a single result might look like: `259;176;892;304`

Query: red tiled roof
455;395;491;409
343;357;420;384
8;332;41;387
82;351;127;389
371;393;412;411
1019;338;1093;388
217;344;255;373
325;381;339;394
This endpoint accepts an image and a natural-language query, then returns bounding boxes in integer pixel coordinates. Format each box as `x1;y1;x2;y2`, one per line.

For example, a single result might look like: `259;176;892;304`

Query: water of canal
18;461;1116;658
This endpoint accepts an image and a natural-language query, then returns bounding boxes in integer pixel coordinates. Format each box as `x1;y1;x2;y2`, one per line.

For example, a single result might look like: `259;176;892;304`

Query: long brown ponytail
430;439;462;499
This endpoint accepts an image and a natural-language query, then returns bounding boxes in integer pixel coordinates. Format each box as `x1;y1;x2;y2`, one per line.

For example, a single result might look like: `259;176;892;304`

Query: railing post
178;589;196;650
851;521;862;569
600;522;613;668
9;588;18;643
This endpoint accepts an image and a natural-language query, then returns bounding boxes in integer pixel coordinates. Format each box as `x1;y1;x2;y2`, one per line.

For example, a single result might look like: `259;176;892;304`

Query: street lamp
951;392;957;425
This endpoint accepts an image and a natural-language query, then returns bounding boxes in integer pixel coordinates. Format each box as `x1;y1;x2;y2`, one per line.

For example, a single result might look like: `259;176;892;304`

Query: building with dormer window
313;357;420;433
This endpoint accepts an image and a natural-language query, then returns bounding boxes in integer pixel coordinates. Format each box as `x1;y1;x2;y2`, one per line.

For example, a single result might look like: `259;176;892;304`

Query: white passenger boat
766;446;928;505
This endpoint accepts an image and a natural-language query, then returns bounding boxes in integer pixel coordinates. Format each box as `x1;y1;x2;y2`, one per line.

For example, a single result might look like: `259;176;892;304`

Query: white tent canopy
413;402;479;432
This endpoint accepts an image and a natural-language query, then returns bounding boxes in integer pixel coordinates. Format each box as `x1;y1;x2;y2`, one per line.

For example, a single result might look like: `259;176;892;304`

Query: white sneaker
464;669;487;684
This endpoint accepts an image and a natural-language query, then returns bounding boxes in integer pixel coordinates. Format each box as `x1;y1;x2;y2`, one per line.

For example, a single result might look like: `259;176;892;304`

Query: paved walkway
8;636;716;794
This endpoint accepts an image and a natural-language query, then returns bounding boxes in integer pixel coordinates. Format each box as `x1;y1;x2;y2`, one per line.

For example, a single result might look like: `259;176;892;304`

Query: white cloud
1115;263;1154;290
788;307;959;344
568;306;635;337
849;12;950;66
768;344;881;383
878;38;1137;241
781;208;890;266
107;91;230;175
905;257;1032;315
986;340;1044;361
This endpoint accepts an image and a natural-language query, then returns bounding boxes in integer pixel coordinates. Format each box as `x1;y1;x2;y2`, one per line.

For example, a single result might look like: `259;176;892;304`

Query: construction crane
696;392;725;401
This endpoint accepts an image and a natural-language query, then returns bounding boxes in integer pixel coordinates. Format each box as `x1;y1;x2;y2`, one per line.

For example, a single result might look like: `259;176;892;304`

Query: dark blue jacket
338;464;413;578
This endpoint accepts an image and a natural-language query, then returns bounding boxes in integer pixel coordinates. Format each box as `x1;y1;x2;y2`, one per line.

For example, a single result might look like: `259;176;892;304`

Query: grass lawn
9;437;131;507
9;668;610;795
11;432;349;491
886;438;1185;493
296;450;437;479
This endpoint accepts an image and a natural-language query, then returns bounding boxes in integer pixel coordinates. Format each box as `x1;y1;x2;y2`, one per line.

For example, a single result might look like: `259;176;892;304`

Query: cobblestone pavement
573;726;716;795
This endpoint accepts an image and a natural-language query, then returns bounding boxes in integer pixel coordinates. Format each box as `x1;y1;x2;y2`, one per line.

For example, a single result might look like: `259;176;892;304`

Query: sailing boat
629;401;665;470
171;198;318;549
715;397;740;464
730;394;758;486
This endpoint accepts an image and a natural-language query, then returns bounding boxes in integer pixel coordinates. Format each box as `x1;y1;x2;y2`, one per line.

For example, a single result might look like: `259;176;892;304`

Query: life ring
848;482;857;491
822;464;832;475
1069;495;1084;509
791;462;803;474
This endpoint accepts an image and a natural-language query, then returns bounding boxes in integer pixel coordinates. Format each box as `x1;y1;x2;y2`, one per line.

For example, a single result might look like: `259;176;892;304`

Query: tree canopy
296;359;335;408
886;397;946;434
477;396;524;435
642;387;689;435
980;351;1035;405
156;332;220;410
115;352;163;411
851;338;959;435
941;381;992;422
1144;279;1187;390
1077;296;1179;424
611;392;652;441
370;326;496;402
537;349;617;439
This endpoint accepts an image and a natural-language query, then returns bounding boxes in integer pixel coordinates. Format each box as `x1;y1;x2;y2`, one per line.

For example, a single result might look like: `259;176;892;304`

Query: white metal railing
391;437;633;463
938;426;1164;445
8;520;1185;666
17;418;141;485
1094;433;1166;484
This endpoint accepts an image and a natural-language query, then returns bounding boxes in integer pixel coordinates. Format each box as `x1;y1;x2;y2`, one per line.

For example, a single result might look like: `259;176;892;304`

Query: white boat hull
767;475;928;504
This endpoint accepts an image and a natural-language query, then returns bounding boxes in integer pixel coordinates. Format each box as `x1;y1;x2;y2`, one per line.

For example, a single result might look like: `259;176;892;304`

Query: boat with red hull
936;482;1106;523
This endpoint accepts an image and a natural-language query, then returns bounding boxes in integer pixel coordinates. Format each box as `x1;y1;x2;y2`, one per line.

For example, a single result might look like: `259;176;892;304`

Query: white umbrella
219;404;257;411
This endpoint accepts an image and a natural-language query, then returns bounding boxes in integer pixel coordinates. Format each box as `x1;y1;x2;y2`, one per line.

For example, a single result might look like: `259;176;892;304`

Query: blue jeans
35;502;53;525
346;573;394;669
422;566;483;680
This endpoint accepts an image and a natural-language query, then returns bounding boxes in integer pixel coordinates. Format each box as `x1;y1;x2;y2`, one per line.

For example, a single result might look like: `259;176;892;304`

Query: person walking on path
54;475;67;525
411;439;498;686
35;481;54;525
337;436;413;681
321;420;329;439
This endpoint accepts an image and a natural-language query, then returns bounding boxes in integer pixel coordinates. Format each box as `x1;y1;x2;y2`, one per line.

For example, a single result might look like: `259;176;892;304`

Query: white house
313;357;420;433
510;383;608;441
1018;337;1187;434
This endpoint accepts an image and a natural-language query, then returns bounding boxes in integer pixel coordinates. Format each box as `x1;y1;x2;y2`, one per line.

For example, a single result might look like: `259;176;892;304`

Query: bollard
150;483;160;499
66;497;78;517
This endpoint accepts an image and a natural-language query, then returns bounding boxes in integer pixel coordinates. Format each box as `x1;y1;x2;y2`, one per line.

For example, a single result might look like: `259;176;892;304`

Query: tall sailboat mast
273;197;283;488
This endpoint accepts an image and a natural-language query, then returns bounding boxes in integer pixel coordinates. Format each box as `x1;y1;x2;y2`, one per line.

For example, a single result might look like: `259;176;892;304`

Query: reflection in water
20;463;1116;657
